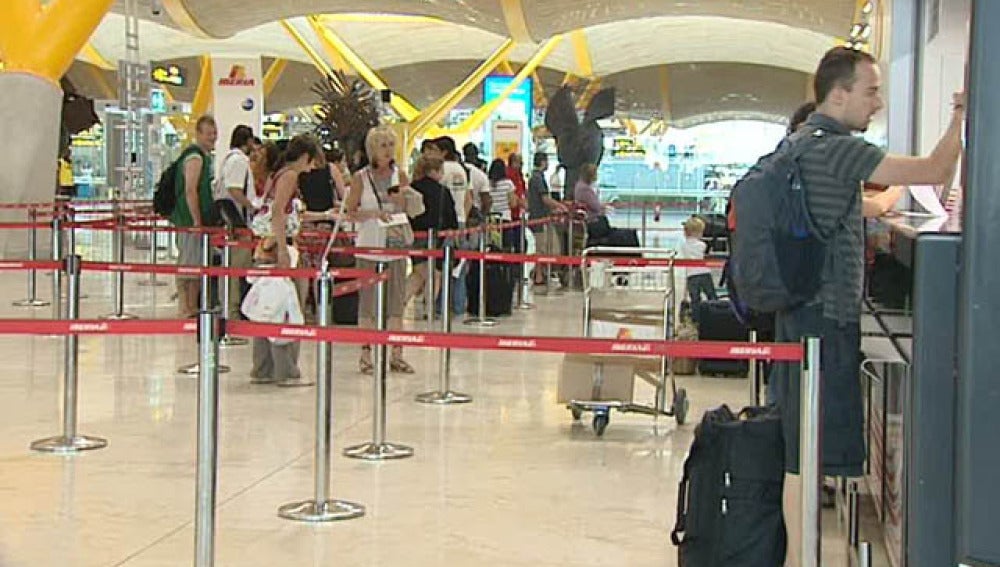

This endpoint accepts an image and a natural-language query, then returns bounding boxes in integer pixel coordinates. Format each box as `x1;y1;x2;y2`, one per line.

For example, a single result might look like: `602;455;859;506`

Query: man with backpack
736;47;965;566
171;115;218;318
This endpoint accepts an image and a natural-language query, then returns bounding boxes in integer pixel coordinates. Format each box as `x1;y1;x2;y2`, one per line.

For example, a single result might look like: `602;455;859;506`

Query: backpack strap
670;457;692;546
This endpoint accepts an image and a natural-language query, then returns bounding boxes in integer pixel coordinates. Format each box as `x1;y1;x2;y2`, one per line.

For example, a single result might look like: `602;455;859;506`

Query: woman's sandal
359;346;374;375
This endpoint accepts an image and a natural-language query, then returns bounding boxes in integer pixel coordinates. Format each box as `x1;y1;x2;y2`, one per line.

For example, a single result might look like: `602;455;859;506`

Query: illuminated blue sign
483;75;534;126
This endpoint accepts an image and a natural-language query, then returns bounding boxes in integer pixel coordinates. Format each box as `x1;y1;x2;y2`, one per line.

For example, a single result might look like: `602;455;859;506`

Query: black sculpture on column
544;85;616;200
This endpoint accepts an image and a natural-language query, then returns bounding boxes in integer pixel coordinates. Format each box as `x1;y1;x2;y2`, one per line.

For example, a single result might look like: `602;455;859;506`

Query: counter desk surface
876;209;962;268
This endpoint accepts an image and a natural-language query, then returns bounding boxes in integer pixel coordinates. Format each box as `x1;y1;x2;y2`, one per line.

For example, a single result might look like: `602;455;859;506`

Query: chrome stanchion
138;219;167;287
279;272;365;522
800;336;822;567
425;228;436;326
749;330;760;406
464;226;496;327
344;262;414;461
51;214;63;319
416;245;472;405
13;206;50;307
517;214;534;310
178;232;230;375
641;201;648;247
544;221;554;295
30;254;107;453
193;307;220;567
101;204;137;320
218;235;247;347
858;542;872;567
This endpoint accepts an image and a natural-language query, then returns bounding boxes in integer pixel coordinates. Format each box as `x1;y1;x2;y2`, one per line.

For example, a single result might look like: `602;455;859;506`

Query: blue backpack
726;129;849;321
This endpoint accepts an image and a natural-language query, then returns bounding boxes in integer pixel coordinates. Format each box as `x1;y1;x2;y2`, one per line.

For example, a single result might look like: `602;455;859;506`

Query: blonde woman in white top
345;126;414;374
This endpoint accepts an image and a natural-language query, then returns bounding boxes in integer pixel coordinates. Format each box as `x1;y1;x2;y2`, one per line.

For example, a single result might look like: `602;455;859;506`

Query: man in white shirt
214;124;257;226
434;137;491;223
214;124;257;320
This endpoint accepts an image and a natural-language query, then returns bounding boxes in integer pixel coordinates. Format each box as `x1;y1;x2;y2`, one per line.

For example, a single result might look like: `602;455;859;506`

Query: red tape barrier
226;321;803;362
0;317;800;361
0;319;194;335
0;199;153;211
80;261;377;280
0;260;61;270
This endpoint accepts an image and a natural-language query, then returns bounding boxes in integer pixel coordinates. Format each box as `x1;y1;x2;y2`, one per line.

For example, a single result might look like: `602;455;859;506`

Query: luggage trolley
568;246;690;436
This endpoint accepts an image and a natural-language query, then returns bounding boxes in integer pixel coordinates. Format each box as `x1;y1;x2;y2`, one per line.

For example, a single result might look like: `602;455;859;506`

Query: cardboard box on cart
557;354;662;404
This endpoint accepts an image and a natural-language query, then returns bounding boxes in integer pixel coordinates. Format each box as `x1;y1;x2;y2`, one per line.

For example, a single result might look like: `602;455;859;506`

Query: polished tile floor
0;237;889;566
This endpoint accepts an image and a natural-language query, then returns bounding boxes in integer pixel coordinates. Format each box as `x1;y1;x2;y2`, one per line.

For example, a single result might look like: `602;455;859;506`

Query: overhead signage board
151;64;185;86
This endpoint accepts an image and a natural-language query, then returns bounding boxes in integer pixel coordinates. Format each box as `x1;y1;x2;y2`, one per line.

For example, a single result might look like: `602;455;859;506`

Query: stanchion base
463;317;497;327
177;363;231;375
415;391;473;405
277;499;365;522
100;312;139;321
276;377;315;388
219;336;249;347
137;279;169;287
12;298;50;307
516;301;535;310
30;434;107;453
343;442;414;461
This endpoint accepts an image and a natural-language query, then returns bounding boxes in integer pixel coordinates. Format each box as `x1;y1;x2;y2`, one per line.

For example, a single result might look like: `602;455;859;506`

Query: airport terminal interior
0;0;997;566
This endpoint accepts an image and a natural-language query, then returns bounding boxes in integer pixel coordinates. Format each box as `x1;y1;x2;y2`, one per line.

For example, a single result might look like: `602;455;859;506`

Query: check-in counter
861;211;961;567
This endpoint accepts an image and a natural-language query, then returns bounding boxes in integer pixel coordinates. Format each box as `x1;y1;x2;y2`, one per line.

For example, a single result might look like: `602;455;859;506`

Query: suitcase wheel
592;412;610;436
673;388;689;426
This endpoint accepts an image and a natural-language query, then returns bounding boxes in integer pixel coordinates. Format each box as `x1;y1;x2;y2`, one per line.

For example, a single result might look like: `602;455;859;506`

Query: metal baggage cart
567;246;690;436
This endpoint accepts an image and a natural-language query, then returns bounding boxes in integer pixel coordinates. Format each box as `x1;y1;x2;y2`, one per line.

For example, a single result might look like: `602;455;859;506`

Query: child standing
681;216;717;309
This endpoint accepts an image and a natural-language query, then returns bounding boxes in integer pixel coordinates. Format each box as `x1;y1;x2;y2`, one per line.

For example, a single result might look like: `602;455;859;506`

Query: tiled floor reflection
0;242;889;566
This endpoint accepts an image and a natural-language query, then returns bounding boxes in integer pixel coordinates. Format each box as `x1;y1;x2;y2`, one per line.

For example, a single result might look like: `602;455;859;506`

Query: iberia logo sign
218;65;256;87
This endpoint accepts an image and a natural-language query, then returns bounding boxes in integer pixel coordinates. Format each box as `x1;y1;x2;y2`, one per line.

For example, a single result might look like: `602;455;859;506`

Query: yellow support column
263;58;288;97
658;66;673;124
0;0;114;82
190;56;213;120
280;20;335;78
569;29;594;79
305;17;350;73
410;38;517;138
306;15;420;122
443;35;563;136
576;79;603;112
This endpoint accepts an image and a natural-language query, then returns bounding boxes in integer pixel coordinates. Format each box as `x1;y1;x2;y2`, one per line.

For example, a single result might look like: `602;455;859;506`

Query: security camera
150;0;162;16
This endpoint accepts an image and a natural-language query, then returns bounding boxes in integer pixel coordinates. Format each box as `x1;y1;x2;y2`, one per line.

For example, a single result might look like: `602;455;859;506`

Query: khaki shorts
357;258;407;322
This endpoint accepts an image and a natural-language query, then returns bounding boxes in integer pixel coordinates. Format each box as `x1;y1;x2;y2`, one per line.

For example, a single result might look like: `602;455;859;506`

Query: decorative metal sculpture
311;70;381;169
58;78;100;155
544;85;616;199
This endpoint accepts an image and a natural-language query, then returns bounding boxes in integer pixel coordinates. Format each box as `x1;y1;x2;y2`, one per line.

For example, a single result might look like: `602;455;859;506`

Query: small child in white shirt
681;216;717;310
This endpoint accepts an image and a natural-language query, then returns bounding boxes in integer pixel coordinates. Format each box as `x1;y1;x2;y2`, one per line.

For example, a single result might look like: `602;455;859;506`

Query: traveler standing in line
57;148;76;198
214;124;257;320
487;158;519;249
527;152;568;286
172;115;218;318
573;163;605;221
346;126;415;375
507;152;527;221
680;216;715;310
462;142;488;172
405;155;458;316
773;46;965;567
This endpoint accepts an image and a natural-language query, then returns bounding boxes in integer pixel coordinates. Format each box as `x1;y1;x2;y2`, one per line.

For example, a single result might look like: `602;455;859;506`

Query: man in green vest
173;115;217;318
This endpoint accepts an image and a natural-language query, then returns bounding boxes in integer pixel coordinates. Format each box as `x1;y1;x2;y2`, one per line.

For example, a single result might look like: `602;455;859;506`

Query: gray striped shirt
798;113;885;323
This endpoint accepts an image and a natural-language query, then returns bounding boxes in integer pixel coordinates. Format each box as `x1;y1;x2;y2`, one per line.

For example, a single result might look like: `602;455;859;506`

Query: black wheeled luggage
466;260;516;317
695;300;749;377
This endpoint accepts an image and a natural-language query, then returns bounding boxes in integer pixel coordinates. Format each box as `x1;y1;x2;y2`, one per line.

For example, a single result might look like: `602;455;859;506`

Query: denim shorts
770;303;864;477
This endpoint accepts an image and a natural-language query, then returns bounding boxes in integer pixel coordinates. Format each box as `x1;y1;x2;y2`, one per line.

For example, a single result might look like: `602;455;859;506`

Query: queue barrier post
137;217;167;287
51;214;63;319
279;271;365;522
30;254;108;453
100;203;138;320
416;244;472;405
193;307;221;567
178;232;230;375
749;330;760;406
424;228;436;326
463;223;497;327
343;262;414;461
516;214;534;310
218;233;247;347
13;206;50;307
800;335;822;567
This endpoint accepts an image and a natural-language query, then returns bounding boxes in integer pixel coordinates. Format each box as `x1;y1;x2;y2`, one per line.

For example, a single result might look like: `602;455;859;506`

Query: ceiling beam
190;55;213;120
79;41;115;70
306;15;420;122
305;16;350;73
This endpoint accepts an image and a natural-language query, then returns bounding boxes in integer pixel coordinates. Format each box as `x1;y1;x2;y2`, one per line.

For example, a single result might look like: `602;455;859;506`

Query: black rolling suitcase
695;300;749;377
466;260;516;317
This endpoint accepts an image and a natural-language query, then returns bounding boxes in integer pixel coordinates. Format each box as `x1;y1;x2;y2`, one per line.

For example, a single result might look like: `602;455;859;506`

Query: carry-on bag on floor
695;300;749;377
672;320;699;376
466;261;516;317
671;405;786;566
